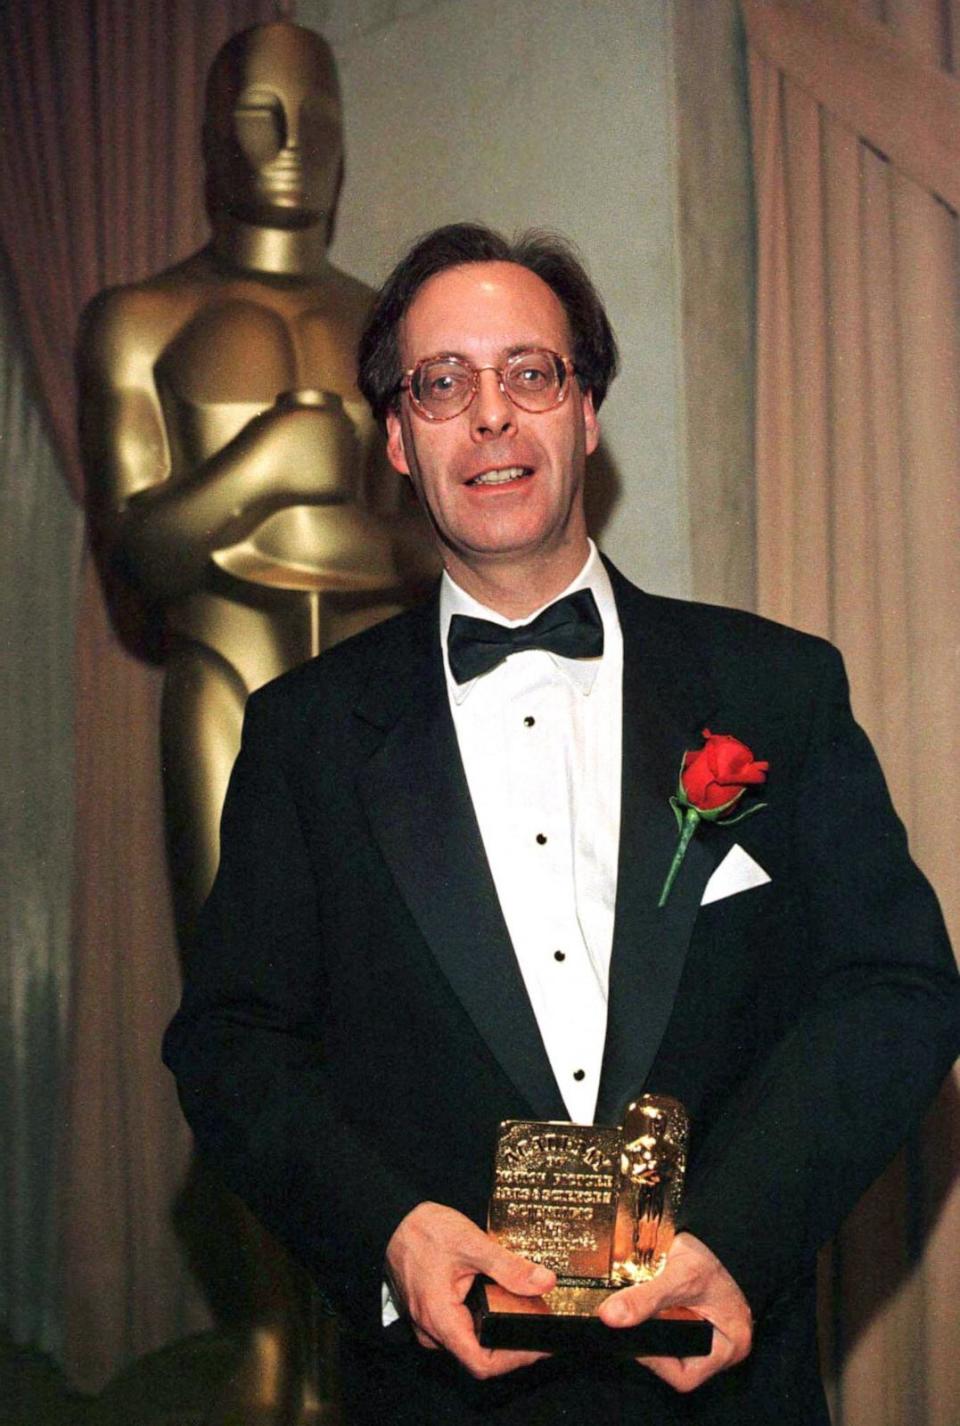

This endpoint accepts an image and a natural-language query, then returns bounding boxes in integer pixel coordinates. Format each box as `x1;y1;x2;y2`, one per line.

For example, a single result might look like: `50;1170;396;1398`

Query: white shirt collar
439;540;618;704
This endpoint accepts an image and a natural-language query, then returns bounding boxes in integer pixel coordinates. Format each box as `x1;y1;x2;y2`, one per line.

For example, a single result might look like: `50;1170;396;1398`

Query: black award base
469;1280;713;1357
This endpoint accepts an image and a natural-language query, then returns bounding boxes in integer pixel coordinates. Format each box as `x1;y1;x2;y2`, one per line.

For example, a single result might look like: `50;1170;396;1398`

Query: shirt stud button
536;833;547;845
554;950;566;962
523;715;535;727
573;1069;585;1082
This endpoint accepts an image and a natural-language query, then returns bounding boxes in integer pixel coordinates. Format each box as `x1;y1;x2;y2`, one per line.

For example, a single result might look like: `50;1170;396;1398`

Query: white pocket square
700;843;771;906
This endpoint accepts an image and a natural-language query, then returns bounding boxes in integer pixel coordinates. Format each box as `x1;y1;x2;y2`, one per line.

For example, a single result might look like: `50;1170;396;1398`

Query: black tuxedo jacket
164;561;958;1422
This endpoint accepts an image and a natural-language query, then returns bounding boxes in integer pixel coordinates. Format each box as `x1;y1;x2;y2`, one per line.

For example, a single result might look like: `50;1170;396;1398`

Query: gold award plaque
471;1095;713;1355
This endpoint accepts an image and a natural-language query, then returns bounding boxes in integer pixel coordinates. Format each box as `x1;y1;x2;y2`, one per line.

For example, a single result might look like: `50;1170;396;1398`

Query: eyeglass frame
397;347;578;422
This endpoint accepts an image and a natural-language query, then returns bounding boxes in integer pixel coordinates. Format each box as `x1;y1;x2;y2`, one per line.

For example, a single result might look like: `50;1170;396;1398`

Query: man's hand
385;1201;556;1379
597;1231;753;1393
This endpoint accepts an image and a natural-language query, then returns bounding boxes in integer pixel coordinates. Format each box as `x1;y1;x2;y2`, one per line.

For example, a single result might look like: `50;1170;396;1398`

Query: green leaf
714;800;767;828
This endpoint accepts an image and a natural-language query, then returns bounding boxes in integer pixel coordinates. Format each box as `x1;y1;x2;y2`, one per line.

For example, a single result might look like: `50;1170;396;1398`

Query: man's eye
516;366;549;387
422;367;470;400
510;358;553;391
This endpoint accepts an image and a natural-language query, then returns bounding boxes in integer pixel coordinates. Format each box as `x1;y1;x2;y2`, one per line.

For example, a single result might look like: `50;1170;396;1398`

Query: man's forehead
400;261;571;360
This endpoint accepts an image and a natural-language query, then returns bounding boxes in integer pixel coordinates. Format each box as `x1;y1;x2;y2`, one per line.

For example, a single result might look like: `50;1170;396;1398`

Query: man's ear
582;389;600;458
385;409;411;476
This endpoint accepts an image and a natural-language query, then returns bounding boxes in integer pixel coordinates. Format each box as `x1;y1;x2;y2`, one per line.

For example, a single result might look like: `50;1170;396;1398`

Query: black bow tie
447;588;604;685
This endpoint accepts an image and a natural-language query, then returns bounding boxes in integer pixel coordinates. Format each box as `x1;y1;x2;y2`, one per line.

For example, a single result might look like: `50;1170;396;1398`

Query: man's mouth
465;465;532;487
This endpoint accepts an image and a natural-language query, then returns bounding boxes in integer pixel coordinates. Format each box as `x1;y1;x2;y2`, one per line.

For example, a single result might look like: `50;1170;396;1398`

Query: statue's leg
162;642;334;1425
161;639;247;948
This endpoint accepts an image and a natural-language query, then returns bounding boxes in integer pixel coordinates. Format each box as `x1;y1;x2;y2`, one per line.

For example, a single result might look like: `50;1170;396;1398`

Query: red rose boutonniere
658;729;769;907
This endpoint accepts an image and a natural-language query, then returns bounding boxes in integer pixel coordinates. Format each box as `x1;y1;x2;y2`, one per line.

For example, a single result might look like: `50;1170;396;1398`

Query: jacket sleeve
677;640;960;1318
162;688;424;1333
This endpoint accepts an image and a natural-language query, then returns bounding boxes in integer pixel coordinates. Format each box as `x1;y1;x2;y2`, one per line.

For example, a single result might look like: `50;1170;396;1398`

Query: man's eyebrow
411;343;545;366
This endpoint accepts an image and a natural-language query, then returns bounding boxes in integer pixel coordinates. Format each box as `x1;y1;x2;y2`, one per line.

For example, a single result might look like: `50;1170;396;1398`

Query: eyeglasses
399;348;576;422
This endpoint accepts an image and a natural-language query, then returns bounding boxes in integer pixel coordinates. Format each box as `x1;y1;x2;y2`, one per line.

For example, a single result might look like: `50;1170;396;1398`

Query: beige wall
303;0;754;604
306;0;690;595
673;0;756;611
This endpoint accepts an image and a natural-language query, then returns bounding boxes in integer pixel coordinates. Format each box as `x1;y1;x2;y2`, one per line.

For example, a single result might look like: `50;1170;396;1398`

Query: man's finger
597;1241;704;1328
597;1277;674;1328
637;1353;712;1393
634;1319;742;1394
473;1238;556;1298
412;1325;441;1351
429;1299;547;1379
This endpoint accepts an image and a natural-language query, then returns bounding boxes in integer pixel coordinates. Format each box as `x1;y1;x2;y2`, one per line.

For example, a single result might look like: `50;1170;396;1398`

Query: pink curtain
743;2;960;1422
0;0;284;497
0;0;290;1391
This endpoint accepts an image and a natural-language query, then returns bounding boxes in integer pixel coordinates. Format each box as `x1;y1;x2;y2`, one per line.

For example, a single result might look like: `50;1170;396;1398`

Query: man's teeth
469;466;529;485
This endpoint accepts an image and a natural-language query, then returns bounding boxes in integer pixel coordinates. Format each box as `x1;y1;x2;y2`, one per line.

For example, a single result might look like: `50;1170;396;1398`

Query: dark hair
357;222;619;427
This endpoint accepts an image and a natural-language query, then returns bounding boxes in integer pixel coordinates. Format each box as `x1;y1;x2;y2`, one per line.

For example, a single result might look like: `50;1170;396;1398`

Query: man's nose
470;368;516;441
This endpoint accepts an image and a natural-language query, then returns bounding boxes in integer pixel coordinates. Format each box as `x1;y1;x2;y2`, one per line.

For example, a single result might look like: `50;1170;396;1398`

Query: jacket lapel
355;594;567;1120
595;568;722;1125
352;564;730;1130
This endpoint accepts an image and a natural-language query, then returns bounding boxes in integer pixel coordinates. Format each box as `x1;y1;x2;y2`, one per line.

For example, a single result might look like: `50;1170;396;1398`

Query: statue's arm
78;288;358;601
360;419;441;588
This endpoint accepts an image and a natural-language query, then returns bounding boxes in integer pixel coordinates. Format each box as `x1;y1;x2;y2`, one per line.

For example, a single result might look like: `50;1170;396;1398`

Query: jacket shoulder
607;557;842;674
660;594;846;710
645;590;838;661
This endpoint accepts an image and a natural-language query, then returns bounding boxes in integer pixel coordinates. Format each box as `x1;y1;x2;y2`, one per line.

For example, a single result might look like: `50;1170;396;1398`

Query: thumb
481;1240;556;1298
598;1275;665;1326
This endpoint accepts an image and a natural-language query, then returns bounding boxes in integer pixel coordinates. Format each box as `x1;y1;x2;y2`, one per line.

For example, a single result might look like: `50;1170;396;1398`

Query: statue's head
204;22;341;230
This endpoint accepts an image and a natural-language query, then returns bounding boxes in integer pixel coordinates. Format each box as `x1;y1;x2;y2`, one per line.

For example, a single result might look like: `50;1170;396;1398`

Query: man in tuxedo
164;223;959;1424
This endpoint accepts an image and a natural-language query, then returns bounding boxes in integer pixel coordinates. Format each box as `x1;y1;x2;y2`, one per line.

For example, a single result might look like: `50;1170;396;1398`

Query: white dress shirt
440;541;624;1125
383;543;624;1321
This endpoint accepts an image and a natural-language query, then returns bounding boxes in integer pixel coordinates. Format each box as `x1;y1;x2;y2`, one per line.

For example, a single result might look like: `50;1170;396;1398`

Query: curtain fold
0;277;83;1360
743;0;960;212
744;2;960;1423
0;0;289;1392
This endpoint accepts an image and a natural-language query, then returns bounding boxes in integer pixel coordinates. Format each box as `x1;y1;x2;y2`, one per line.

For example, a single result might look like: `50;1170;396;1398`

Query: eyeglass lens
411;350;567;418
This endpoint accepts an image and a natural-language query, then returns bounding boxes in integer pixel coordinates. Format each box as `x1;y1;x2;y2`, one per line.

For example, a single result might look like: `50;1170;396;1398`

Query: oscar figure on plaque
470;1095;713;1355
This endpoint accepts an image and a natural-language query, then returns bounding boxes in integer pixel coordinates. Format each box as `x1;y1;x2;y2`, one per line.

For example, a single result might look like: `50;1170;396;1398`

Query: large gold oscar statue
79;22;434;1424
80;19;434;945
